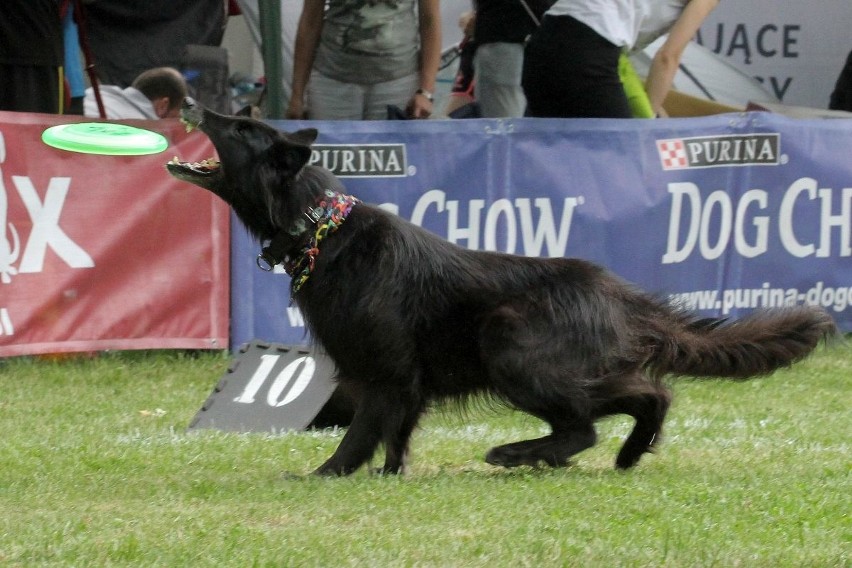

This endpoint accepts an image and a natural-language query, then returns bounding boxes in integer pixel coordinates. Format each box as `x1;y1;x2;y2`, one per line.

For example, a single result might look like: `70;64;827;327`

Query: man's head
132;67;188;119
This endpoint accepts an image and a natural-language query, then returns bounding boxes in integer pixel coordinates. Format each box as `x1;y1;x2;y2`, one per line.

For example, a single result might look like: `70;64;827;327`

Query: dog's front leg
313;387;386;476
379;388;425;475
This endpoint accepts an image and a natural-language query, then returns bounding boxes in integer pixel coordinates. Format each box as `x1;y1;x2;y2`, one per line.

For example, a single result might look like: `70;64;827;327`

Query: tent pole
258;0;285;118
73;0;106;119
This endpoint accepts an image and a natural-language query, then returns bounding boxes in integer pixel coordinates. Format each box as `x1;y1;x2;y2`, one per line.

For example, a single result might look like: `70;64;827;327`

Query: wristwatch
415;88;434;102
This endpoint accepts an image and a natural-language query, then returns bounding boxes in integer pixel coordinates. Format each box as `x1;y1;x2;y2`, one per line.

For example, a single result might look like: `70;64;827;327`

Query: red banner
0;111;229;356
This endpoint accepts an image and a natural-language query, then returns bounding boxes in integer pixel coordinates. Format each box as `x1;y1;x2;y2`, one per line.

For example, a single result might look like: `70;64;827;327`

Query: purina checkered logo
657;139;688;169
657;134;780;170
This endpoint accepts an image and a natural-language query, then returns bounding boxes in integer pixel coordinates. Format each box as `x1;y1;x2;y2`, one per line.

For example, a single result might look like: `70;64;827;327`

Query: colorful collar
277;191;359;294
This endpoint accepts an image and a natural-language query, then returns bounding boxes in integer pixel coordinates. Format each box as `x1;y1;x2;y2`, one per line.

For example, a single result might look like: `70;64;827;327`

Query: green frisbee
42;122;169;156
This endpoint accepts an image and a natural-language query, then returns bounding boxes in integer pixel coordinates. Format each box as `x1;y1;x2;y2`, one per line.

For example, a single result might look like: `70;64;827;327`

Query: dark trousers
522;15;631;118
0;64;63;114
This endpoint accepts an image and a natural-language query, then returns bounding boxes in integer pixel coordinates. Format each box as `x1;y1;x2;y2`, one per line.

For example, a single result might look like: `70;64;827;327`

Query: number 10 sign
188;340;340;433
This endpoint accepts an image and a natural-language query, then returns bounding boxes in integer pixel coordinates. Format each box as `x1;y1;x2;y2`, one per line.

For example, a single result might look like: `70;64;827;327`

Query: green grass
0;346;849;567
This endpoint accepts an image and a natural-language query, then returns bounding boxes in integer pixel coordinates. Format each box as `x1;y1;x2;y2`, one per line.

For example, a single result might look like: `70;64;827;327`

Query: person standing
287;0;441;120
472;0;549;118
0;1;65;114
443;9;477;117
522;0;717;118
81;0;227;88
62;1;87;115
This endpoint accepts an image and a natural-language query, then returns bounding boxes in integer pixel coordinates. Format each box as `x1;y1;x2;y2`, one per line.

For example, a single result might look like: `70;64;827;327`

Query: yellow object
619;53;655;118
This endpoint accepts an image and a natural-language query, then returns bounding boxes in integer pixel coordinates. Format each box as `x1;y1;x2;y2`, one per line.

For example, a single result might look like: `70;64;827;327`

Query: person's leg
307;71;366;120
474;42;527;118
0;64;62;113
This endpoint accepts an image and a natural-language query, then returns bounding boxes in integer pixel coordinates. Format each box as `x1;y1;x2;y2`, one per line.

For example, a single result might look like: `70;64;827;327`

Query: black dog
167;98;837;476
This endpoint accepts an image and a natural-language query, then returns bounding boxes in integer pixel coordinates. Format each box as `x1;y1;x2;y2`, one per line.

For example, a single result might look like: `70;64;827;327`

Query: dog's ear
235;104;262;119
273;139;313;173
287;128;318;147
274;128;317;173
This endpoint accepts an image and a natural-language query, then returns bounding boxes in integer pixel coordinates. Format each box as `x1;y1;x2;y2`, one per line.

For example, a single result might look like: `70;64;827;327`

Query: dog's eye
234;122;253;138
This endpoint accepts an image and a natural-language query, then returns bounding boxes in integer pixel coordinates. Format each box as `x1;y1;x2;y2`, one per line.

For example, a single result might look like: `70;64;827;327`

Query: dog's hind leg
479;304;599;468
485;425;597;468
614;390;671;469
592;375;672;469
481;360;599;468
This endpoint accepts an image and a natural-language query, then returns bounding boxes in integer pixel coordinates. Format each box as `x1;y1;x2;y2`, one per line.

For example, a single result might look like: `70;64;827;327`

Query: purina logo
309;144;407;178
657;134;780;170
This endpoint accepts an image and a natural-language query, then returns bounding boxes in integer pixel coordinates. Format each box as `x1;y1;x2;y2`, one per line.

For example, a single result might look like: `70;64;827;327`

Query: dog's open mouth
167;156;220;176
166;156;222;189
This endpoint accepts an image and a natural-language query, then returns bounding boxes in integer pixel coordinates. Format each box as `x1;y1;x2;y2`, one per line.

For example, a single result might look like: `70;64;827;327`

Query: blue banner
231;113;852;347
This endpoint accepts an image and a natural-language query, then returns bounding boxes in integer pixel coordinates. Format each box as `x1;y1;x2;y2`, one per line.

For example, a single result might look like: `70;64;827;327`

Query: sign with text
0;112;229;357
188;341;340;433
698;3;852;108
230;114;852;348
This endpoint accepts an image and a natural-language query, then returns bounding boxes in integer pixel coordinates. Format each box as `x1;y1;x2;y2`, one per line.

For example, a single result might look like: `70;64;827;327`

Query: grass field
0;345;849;567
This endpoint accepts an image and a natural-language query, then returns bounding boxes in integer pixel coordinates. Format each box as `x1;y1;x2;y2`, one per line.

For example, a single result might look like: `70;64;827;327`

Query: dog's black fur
168;98;837;476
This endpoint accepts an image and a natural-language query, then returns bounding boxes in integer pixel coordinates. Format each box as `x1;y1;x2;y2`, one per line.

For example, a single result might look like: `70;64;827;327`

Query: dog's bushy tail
647;306;837;379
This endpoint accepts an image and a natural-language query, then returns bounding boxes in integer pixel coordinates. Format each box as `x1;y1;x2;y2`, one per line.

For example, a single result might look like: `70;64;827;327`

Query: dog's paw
485;446;540;468
371;465;407;476
614;456;641;470
312;465;345;477
486;443;576;469
312;460;361;477
614;433;658;470
614;443;657;470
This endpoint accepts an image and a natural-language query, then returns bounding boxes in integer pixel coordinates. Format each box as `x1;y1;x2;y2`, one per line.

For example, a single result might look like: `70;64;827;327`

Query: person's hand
407;91;433;119
286;98;307;119
459;11;475;37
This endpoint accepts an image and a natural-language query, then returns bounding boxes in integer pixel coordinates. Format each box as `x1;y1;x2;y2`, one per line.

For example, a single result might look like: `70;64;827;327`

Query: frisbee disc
42;122;169;156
